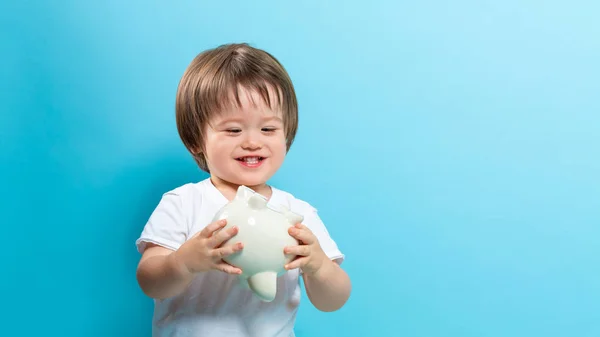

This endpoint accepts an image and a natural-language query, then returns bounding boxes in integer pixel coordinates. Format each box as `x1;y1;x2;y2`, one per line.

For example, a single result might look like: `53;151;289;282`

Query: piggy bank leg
247;271;277;302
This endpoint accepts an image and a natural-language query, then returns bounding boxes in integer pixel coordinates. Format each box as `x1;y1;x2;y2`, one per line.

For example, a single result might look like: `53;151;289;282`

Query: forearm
136;252;195;299
303;260;351;312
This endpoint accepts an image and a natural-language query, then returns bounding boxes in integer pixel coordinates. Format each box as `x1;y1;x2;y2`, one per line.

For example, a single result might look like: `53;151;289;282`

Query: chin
238;177;270;188
223;173;269;188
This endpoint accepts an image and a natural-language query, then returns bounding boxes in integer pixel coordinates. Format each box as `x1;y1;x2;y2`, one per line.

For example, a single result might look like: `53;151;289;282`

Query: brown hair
175;43;299;172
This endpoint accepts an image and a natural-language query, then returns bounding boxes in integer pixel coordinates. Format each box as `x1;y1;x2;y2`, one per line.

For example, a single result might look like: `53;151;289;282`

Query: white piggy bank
212;185;303;302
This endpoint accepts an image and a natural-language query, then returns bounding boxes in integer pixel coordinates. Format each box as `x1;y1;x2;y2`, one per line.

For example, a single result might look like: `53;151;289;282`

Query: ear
235;185;253;201
248;194;268;209
284;211;303;225
190;146;202;155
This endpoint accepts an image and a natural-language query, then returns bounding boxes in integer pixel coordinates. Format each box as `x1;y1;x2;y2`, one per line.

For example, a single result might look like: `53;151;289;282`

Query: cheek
205;135;233;160
271;137;288;157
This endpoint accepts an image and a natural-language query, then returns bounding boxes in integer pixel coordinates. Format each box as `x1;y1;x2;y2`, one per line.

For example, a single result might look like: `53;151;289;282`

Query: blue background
2;1;599;336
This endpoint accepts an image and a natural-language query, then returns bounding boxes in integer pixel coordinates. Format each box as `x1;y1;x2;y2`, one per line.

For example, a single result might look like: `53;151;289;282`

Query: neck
210;176;272;201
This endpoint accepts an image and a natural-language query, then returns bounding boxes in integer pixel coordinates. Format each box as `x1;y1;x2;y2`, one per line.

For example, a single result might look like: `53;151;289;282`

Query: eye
226;128;242;134
261;127;277;133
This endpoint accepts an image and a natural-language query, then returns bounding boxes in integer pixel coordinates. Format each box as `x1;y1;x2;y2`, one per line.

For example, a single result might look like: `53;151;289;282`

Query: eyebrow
215;116;283;126
263;116;283;123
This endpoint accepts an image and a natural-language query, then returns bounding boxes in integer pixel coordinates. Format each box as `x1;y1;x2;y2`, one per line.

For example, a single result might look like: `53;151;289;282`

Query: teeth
242;157;260;164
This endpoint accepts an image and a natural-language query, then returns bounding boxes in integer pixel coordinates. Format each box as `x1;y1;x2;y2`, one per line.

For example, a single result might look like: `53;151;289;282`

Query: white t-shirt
136;178;345;337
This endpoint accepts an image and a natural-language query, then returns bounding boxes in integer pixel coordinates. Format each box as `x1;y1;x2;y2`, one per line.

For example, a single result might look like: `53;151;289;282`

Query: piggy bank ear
235;185;254;201
285;211;303;225
248;194;268;209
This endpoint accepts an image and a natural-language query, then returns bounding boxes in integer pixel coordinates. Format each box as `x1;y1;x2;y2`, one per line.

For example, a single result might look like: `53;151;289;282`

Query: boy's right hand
172;219;244;275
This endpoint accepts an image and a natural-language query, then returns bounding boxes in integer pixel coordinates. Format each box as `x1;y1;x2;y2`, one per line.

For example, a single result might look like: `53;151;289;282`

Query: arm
285;223;352;312
303;259;351;312
136;219;244;300
136;244;195;299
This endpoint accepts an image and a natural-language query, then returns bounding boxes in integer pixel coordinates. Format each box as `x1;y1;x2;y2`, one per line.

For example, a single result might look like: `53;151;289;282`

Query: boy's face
203;87;287;189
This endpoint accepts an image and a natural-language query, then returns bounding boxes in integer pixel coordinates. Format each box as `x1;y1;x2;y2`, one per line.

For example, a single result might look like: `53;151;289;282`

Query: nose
241;131;262;151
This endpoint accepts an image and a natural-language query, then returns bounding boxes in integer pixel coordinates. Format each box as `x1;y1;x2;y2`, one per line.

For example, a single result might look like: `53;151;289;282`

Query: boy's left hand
284;223;328;276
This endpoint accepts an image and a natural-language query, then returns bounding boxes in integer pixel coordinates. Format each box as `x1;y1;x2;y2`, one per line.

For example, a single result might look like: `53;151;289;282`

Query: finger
200;219;227;238
215;262;243;275
284;245;310;256
288;226;316;245
285;256;308;270
209;225;239;248
211;242;244;259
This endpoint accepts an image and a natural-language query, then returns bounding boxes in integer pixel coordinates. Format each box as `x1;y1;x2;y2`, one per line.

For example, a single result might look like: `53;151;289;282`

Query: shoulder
158;179;212;209
271;186;318;217
165;179;208;196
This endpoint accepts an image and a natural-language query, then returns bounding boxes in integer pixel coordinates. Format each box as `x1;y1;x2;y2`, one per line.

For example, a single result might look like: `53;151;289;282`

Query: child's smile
203;86;287;191
236;156;266;168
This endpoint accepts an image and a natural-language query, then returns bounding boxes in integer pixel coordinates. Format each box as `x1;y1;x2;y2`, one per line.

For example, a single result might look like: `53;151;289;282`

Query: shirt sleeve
302;206;345;265
135;191;189;254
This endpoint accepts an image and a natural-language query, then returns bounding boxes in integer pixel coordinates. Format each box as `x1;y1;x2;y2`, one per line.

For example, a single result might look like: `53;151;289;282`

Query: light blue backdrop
2;1;599;336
